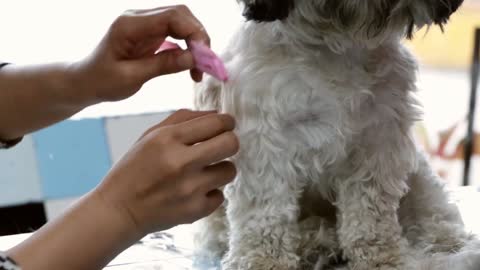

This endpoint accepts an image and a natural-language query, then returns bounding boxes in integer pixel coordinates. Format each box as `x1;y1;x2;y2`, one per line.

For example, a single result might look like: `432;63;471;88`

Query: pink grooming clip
158;40;181;52
189;41;229;82
158;40;229;82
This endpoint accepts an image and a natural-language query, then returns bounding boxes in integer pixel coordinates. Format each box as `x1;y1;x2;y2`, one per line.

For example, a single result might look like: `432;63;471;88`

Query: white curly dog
193;0;480;269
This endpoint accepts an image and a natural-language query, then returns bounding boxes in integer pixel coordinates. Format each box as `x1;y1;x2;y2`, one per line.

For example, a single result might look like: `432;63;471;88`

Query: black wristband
0;63;10;69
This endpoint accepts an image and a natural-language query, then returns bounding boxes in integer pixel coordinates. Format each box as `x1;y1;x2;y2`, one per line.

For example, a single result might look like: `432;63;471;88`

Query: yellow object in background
405;1;480;69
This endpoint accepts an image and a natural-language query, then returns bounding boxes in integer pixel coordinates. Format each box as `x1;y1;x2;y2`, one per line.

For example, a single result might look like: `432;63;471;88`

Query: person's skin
0;5;207;141
1;6;239;270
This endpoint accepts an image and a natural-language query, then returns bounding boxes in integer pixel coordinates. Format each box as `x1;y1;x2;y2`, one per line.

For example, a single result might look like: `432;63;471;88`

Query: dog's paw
343;239;415;270
421;249;480;270
347;263;398;270
346;251;412;270
347;259;416;270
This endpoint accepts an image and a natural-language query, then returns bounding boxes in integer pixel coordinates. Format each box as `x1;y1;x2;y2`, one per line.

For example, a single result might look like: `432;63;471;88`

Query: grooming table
0;187;479;270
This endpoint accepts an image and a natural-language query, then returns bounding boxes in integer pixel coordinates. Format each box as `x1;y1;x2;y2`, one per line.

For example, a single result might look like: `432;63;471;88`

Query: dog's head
239;0;464;39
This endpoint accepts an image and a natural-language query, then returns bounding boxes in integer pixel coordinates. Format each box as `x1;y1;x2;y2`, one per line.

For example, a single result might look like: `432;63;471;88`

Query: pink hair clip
158;41;181;51
158;40;229;82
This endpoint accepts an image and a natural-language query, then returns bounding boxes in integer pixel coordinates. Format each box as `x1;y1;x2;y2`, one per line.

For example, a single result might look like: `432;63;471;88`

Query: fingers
179;161;234;219
163;5;210;46
184;189;224;222
143;50;203;81
141;111;238;171
120;5;210;46
198;161;237;193
204;189;225;215
118;5;210;80
190;69;203;82
191;131;240;166
162;109;218;126
173;114;236;145
139;49;195;79
170;113;238;167
139;109;217;140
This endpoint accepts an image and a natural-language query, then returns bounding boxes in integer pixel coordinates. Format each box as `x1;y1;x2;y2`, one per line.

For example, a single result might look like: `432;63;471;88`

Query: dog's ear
430;0;464;26
241;0;295;22
406;0;464;38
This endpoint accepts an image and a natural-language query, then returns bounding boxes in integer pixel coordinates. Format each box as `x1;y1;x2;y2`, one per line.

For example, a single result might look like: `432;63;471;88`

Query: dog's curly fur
193;0;480;269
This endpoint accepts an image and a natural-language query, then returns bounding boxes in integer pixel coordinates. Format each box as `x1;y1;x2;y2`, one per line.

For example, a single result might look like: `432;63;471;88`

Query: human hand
94;109;239;237
70;5;210;103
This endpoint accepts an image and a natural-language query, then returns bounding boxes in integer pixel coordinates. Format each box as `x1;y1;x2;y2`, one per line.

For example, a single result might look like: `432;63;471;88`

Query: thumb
134;49;195;80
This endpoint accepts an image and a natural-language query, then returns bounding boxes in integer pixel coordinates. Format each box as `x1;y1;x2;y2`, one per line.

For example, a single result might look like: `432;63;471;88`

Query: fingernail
177;52;194;69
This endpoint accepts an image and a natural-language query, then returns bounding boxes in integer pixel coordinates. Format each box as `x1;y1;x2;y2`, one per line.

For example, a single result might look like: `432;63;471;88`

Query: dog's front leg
336;180;411;269
193;202;229;266
222;160;304;270
335;139;417;270
400;151;474;254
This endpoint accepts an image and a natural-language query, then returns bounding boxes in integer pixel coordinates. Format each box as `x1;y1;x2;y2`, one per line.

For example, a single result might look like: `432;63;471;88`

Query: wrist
8;191;143;270
88;189;144;244
63;61;104;107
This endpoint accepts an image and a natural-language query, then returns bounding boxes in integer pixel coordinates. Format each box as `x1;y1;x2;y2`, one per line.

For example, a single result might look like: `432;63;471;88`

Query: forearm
0;63;96;140
7;191;140;270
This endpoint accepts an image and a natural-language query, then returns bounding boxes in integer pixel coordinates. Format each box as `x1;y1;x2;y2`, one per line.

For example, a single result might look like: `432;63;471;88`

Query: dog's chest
224;51;386;153
219;37;418;196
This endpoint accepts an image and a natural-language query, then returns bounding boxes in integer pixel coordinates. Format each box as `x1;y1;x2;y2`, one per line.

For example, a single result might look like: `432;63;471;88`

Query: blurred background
406;0;480;187
0;0;478;237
